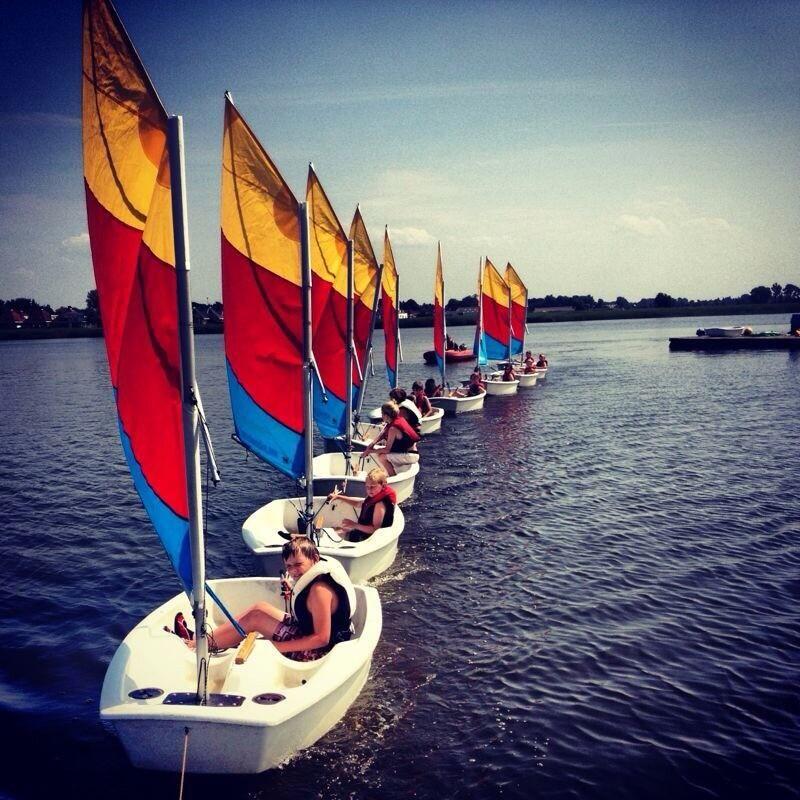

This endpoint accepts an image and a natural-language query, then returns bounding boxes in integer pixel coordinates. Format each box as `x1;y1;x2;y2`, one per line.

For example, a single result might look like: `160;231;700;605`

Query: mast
300;200;314;516
167;115;208;702
355;262;384;422
345;238;354;459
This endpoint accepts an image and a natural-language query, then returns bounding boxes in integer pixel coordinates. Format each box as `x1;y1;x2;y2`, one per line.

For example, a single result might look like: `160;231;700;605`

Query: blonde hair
380;401;399;420
366;467;389;486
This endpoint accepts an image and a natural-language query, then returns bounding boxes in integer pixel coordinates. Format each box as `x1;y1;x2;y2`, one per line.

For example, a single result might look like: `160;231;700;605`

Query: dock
669;335;800;351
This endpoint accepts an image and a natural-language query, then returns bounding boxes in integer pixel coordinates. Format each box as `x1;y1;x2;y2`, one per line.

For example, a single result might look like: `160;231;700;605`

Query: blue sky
1;0;798;307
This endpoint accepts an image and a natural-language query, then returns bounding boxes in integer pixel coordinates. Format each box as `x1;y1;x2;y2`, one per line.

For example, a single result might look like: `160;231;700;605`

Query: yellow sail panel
483;258;509;305
382;228;398;304
505;263;527;307
221;97;301;286
82;0;173;266
434;243;444;307
306;166;348;294
350;207;379;310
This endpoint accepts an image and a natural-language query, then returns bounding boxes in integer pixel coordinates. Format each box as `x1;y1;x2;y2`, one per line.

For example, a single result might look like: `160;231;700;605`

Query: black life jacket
290;559;355;645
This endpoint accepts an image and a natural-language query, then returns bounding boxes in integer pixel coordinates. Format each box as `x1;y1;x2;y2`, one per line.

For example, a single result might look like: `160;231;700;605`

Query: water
1;314;798;799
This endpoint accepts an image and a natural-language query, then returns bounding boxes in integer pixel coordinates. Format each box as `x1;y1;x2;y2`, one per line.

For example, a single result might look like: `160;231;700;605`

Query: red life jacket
390;415;421;451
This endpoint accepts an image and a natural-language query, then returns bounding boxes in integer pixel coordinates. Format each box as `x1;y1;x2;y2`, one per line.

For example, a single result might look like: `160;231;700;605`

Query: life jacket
389;415;421;451
357;485;397;530
399;399;422;433
290;558;356;645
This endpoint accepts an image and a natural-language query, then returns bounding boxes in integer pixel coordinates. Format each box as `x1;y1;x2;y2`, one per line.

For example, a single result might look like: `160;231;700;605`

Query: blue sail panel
313;378;348;439
509;336;524;357
117;412;193;593
482;331;508;360
227;361;305;479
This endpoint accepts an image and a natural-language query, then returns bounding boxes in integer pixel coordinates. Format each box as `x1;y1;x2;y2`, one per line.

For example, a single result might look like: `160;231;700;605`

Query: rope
178;727;190;800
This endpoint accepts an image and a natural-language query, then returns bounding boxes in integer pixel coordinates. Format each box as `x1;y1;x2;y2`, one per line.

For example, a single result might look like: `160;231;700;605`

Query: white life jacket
290;557;356;624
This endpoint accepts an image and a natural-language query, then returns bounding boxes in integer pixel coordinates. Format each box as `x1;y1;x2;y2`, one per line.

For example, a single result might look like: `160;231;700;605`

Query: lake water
1;314;798;799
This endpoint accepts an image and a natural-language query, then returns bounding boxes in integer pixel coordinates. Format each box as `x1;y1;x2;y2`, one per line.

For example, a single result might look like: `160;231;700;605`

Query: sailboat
88;0;380;773
219;98;405;581
505;263;538;388
366;228;444;432
429;244;486;415
480;259;519;395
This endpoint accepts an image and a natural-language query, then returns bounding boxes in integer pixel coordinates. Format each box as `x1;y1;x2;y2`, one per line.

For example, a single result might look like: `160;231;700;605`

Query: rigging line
178;727;190;800
192;386;220;484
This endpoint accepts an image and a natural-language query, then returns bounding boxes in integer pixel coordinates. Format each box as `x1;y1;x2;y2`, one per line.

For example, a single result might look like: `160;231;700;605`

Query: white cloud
615;214;669;236
683;216;732;232
62;232;90;249
387;226;436;246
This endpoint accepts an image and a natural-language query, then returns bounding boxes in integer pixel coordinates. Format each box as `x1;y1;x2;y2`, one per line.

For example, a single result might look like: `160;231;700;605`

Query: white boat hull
309;452;418;503
484;378;519;396
366;406;444;433
100;577;381;774
703;326;745;337
243;496;405;584
517;372;538;388
429;390;486;416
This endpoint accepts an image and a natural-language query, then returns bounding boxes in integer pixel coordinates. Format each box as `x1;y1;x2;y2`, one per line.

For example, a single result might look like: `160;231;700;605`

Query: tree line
2;282;798;329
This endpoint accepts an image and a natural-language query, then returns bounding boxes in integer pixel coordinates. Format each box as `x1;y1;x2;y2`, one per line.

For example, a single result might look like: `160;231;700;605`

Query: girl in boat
363;401;420;476
424;377;443;398
502;362;517;382
188;537;354;662
328;467;396;542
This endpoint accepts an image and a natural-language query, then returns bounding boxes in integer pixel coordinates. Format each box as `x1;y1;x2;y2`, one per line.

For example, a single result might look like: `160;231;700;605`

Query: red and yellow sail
220;95;305;477
82;0;192;589
481;258;511;360
433;242;446;380
350;208;380;406
307;167;349;438
381;228;400;388
505;263;527;356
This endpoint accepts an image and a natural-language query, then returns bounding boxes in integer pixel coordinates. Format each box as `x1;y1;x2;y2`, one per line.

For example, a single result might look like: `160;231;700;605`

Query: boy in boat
363;401;420;476
453;369;485;397
328;467;396;542
502;362;516;382
536;353;548;367
188;537;354;662
411;380;435;417
523;351;535;373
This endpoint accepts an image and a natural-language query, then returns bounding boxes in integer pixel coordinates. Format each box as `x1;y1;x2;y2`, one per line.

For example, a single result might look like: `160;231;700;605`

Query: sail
82;0;192;590
307;166;349;438
350;208;380;410
220;95;304;478
506;263;527;357
382;228;400;389
433;242;446;379
473;259;488;366
481;258;511;360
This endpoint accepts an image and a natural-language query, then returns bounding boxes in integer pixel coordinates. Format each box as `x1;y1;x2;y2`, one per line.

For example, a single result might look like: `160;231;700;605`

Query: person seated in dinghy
327;467;396;542
454;369;485;397
424;377;444;398
363;401;420;476
411;380;435;417
523;351;536;373
502;362;517;382
469;364;485;388
187;537;354;663
536;353;548;368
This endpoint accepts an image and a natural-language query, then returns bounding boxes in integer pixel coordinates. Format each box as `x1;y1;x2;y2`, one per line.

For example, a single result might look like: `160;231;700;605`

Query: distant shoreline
2;302;798;341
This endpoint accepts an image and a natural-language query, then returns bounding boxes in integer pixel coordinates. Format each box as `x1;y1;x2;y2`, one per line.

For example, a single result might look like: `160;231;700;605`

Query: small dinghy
484;375;520;396
309;451;419;503
243;496;405;584
101;576;381;773
517;371;539;388
430;388;487;416
365;405;444;434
